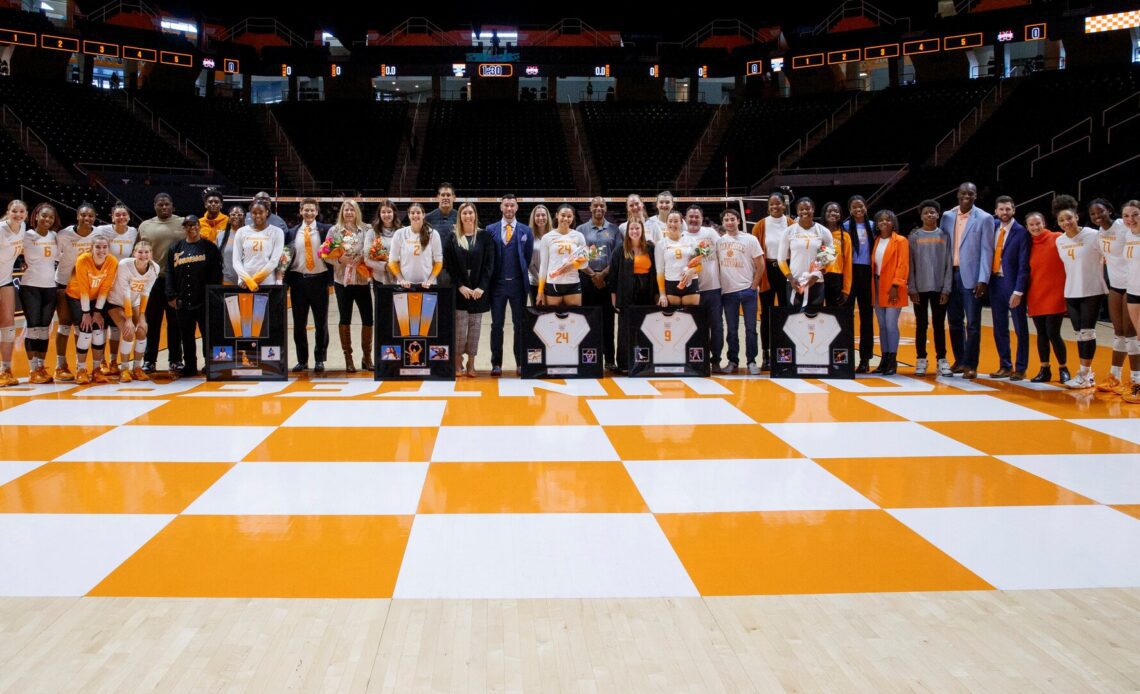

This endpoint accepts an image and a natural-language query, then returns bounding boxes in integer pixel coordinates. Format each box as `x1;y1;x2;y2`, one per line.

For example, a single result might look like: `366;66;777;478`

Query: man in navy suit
487;194;534;377
988;196;1031;380
284;198;333;373
939;182;995;379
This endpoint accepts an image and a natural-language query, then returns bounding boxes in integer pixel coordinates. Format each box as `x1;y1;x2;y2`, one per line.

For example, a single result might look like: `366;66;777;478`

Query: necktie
992;226;1006;275
304;225;314;271
504;223;513;245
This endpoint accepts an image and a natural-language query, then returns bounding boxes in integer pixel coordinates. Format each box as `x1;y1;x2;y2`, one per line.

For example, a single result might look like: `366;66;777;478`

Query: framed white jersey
626;306;710;377
771;306;855;379
373;285;456;381
522;307;604;379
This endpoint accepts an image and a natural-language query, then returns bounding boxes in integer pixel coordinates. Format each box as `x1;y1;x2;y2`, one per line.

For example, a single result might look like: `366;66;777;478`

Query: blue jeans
989;274;1029;371
490;278;526;368
700;288;724;365
948;268;983;368
722;288;758;365
874;307;901;351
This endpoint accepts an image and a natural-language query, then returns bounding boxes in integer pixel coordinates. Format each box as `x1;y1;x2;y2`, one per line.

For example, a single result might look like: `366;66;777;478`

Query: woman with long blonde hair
322;199;374;372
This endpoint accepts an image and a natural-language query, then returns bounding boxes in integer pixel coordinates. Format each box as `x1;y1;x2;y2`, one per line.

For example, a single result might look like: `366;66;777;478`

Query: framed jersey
373;284;455;380
625;306;710;377
205;285;288;381
771;305;854;379
521;306;603;379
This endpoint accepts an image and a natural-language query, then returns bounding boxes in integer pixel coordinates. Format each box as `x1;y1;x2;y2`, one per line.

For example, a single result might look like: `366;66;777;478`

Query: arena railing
1078;155;1140;200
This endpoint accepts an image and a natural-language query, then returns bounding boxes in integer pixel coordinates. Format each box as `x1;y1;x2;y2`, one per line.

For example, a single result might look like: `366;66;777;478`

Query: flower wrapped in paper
276;245;294;274
319;234;343;260
368;237;389;263
686;238;713;269
549;244;605;279
335;230;369;283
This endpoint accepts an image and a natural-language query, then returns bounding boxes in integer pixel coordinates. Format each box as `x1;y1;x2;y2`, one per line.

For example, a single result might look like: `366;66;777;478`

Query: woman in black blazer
609;218;657;374
444;202;496;377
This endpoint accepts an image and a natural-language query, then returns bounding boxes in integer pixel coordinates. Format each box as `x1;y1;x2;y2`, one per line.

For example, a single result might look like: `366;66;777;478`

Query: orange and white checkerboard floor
1;318;1139;599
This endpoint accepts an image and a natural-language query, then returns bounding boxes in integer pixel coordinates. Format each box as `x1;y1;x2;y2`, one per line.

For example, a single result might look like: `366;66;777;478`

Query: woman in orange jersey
65;235;119;384
107;239;159;382
871;209;908;376
821;201;852;306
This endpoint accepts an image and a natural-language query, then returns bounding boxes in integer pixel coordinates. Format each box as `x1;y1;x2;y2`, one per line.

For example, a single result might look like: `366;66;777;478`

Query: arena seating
138;93;277;191
0;129;113;218
579;102;714;194
272;101;409;193
0;78;191;171
415;101;574;195
795;80;995;168
697;93;853;192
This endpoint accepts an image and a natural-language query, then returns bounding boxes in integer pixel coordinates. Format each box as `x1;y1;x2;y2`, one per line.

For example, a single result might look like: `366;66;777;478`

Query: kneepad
1114;335;1128;352
76;330;92;350
57;324;72;336
92;329;105;347
1128;337;1140;356
0;326;15;343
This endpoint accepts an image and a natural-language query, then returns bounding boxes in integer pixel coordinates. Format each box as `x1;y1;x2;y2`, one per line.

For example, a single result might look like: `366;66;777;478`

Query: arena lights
649;64;660;78
202;57;216;69
997;30;1015;42
223;58;240;74
525;65;540;76
0;28;36;46
380;64;397;77
478;63;513;77
864;43;899;59
593;64;611;77
41;34;78;52
124;46;157;62
160;51;192;67
944;32;983;51
451;63;466;77
1085;10;1139;34
827;48;860;64
771;57;784;72
745;59;763;76
1025;23;1047;40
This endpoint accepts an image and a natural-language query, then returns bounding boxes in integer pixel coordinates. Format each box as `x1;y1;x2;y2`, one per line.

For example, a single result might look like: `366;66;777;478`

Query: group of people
1;182;1137;402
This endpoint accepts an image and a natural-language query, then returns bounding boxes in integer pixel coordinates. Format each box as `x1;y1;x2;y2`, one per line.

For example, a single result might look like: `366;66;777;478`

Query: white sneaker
937;359;952;376
1065;371;1094;389
914;358;928;376
748;363;760;375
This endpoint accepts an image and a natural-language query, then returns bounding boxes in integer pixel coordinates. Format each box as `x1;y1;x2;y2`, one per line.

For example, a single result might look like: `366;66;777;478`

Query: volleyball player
1089;199;1135;393
1120;199;1140;403
1055;197;1105;389
0;199;27;386
527;204;552;305
656;211;701;307
94;201;138;375
388;202;443;288
52;202;98;381
106;239;158;382
753;191;794;370
233;199;285;292
65;235;118;384
364;199;400;285
19;204;59;384
537;204;588;307
779;197;835;311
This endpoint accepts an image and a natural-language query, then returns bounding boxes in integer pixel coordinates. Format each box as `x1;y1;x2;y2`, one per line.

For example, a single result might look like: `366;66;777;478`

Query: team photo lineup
4;0;1140;688
2;184;1140;397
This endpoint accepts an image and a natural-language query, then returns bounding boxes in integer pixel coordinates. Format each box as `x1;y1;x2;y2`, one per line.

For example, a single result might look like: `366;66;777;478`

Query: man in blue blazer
283;198;333;373
939;182;995;379
989;196;1031;380
487;194;534;377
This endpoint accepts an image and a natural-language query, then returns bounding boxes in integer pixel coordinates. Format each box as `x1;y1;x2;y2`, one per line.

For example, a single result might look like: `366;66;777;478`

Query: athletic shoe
91;369;110;384
54;366;75;382
1065;372;1094;390
748;363;761;375
29;367;52;384
141;361;155;374
119;366;133;383
937;359;953;376
1096;375;1121;393
75;367;91;385
724;363;738;374
1123;383;1140;404
131;367;149;382
0;368;17;387
914;358;928;377
1115;382;1132;397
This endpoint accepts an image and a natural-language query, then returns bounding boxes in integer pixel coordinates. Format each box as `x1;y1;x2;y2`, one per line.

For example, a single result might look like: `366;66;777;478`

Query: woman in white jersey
655;210;702;307
106;239;158;382
536;204;588;307
1089;198;1136;394
1054;196;1106;389
388;202;443;288
233;199;285;292
52;202;97;382
18;204;59;384
0;199;28;386
323;199;374;374
778;197;835;311
94;201;139;375
1120;200;1140;403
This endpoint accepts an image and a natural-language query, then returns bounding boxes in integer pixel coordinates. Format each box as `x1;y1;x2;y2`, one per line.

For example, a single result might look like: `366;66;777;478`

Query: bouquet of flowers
550;244;605;279
276;245;294;275
686;239;713;269
813;244;837;271
319;234;342;260
368;237;389;263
